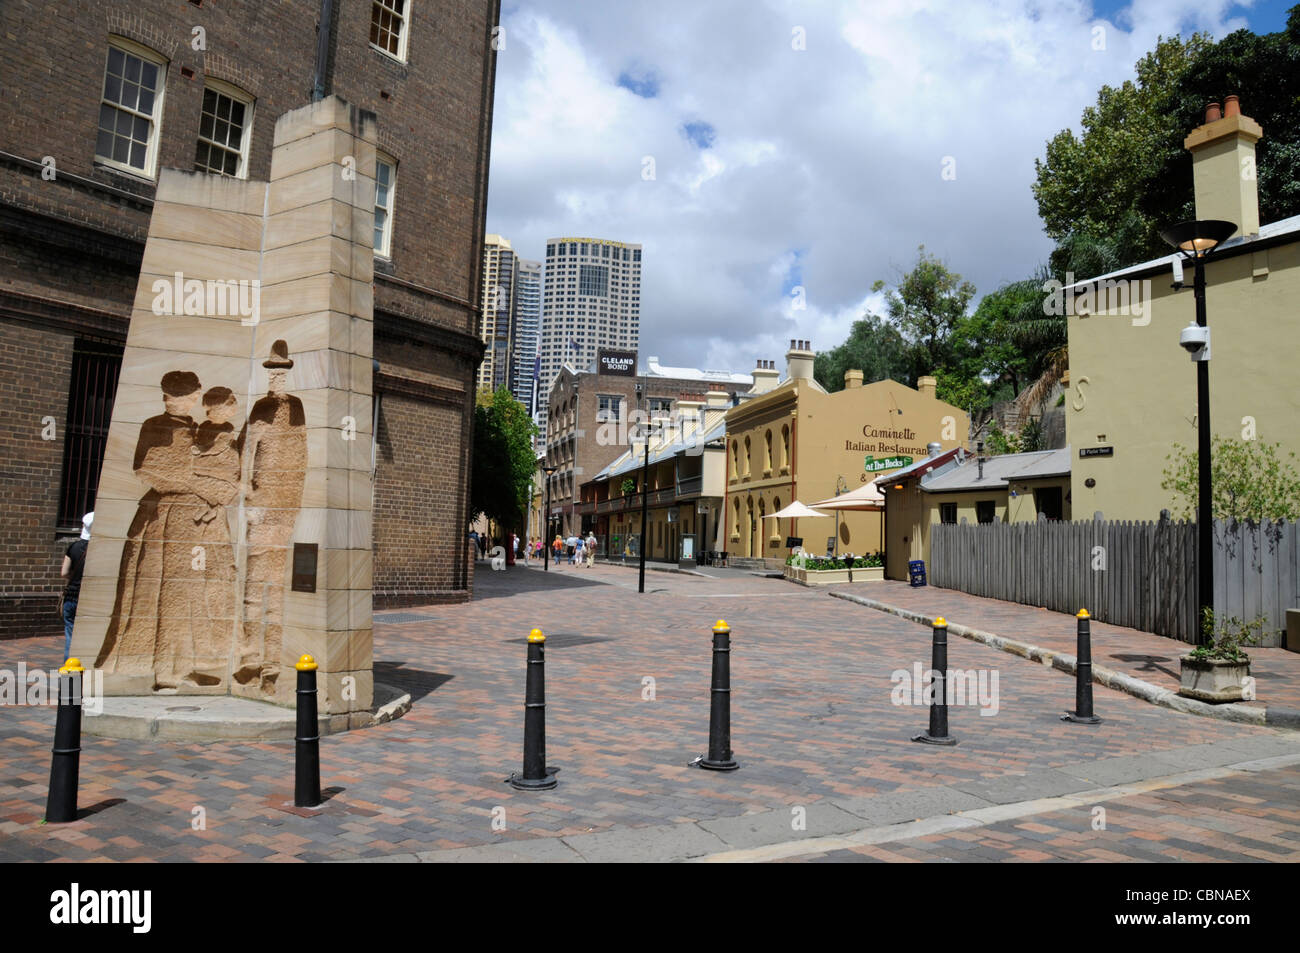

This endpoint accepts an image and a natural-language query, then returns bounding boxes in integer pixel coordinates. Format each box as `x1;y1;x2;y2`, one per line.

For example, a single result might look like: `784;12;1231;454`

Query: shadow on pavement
373;662;453;704
470;564;607;601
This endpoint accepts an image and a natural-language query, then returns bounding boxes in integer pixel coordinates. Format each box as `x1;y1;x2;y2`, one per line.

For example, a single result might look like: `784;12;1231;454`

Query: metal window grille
58;340;123;528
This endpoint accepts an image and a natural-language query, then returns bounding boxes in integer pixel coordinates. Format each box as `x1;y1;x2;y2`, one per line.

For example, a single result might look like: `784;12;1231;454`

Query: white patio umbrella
764;500;831;519
808;483;885;510
809;482;885;553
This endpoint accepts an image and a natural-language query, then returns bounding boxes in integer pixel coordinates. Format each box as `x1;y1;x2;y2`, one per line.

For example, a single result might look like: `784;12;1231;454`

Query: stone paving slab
3;564;1298;862
696;801;869;849
949;768;1096;805
778;761;1300;864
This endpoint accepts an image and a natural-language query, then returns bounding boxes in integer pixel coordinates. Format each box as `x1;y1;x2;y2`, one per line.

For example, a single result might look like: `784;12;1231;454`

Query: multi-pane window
194;83;253;178
96;41;166;176
370;0;410;60
374;152;396;257
597;394;622;422
939;503;958;525
579;264;608;297
649;398;672;416
976;500;997;524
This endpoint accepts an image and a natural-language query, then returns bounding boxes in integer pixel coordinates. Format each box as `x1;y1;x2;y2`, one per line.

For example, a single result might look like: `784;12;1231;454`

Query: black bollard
295;654;322;808
510;628;557;790
45;658;85;823
913;617;958;746
1063;609;1102;724
698;619;739;770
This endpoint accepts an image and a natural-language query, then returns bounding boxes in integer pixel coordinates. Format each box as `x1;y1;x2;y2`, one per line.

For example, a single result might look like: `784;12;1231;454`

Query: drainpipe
313;0;335;101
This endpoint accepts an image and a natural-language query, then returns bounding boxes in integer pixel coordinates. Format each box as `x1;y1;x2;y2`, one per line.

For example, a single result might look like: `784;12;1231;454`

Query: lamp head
1159;219;1237;258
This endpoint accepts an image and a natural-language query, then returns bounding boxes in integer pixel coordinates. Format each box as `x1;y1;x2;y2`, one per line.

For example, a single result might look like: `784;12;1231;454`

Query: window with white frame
373;152;396;257
597;394;622;422
96;40;167;177
194;81;253;178
370;0;410;61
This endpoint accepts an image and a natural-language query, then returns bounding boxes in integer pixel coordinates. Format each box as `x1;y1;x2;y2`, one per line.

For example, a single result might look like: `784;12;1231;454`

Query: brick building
0;0;499;636
540;356;752;540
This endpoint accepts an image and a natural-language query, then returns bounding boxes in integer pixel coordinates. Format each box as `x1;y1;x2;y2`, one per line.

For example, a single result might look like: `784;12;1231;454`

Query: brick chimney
705;383;731;408
844;368;863;389
1184;95;1263;238
785;339;814;384
917;375;936;399
750;357;780;394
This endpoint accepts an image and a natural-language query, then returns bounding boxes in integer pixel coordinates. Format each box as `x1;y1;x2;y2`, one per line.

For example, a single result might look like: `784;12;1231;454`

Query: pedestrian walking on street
586;531;597;567
60;511;92;661
572;536;584;566
552;534;563;567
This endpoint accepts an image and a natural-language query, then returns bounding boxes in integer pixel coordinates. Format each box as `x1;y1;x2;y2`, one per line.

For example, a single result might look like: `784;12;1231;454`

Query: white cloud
486;0;1255;376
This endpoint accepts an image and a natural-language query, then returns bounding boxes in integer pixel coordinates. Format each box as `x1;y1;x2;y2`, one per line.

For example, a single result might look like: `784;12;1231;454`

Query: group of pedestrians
541;531;598;568
469;530;600;569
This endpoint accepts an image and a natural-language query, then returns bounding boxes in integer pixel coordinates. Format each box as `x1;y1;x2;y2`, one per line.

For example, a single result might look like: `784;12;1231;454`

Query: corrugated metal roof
921;447;1070;492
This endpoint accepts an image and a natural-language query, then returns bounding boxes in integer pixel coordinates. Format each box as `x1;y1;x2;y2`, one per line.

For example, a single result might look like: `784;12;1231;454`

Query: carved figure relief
95;341;306;698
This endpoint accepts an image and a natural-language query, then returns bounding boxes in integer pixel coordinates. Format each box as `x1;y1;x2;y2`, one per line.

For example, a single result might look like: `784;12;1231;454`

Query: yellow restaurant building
724;340;968;568
1066;98;1300;520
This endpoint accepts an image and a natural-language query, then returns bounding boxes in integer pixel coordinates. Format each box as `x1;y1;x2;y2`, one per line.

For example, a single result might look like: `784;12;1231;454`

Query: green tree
813;313;910;392
1033;34;1213;270
1155;10;1300;233
1161;437;1300;523
469;387;538;537
873;245;977;380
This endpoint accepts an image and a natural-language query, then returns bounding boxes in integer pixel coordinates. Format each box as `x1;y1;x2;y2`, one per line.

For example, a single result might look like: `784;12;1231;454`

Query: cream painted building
724;341;969;568
1066;99;1300;520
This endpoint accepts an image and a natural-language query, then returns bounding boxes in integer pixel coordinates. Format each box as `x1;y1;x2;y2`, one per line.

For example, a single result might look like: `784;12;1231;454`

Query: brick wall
0;0;498;634
0;323;76;638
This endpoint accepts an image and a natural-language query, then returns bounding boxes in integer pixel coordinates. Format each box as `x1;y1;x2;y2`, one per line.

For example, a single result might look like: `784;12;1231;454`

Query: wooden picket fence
928;514;1299;644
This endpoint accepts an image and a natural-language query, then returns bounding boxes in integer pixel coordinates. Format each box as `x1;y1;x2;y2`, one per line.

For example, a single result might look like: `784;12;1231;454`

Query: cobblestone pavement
1;565;1297;862
833;579;1300;714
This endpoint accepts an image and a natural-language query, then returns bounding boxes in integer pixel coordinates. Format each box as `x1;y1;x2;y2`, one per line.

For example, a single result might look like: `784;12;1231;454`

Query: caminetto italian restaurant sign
845;425;930;459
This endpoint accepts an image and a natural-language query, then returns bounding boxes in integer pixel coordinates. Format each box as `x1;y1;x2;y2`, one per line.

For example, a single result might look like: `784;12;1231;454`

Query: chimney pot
1224;95;1240;117
1206;101;1222;122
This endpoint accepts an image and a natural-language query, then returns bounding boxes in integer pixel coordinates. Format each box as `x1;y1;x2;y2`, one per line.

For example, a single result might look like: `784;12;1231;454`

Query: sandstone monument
72;97;377;729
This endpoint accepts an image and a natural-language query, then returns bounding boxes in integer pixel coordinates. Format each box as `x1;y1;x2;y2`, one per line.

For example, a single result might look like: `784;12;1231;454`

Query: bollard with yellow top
510;628;557;789
45;657;86;823
1063;609;1102;725
913;617;958;746
696;619;739;770
295;654;322;807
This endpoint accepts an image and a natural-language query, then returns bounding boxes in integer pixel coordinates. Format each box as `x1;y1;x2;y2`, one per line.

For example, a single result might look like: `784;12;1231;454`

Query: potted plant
849;552;885;582
1178;609;1263;702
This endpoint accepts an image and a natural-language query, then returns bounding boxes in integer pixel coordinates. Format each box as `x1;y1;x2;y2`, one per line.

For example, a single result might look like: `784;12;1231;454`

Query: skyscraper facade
537;236;641;434
478;234;516;393
511;258;542;417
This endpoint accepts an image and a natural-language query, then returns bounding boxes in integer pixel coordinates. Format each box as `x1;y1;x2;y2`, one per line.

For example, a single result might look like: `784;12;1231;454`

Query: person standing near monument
60;512;93;662
235;340;306;698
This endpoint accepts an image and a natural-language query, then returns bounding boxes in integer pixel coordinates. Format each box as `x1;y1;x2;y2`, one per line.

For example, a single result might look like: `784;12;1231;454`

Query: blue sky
486;1;1294;375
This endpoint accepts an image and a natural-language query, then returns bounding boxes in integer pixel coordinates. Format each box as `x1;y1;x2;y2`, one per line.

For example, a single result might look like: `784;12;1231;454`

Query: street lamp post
1160;218;1236;644
542;463;558;572
636;379;650;594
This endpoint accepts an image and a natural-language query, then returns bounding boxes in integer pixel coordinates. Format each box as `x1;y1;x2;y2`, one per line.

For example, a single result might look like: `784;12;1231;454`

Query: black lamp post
833;475;847;556
1160;218;1236;644
542;463;558;572
636;378;650;594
